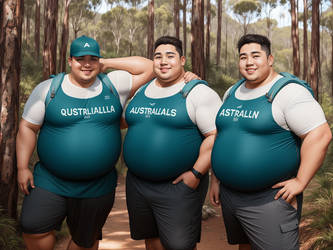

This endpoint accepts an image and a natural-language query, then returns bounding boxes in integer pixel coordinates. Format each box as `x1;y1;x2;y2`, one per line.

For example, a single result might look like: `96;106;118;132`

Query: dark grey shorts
126;171;209;250
219;184;302;250
20;187;115;248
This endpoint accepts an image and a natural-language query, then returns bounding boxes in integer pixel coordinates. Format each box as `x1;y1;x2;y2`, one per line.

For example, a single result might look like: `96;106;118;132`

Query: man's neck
69;73;96;88
245;70;278;89
155;72;185;88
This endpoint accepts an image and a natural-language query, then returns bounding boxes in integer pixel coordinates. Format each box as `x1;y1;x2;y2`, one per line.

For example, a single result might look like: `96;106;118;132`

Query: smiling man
123;36;222;250
16;35;155;250
209;34;332;250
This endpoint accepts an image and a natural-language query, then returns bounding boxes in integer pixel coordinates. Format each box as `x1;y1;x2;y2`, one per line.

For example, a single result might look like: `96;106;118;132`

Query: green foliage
0;208;24;250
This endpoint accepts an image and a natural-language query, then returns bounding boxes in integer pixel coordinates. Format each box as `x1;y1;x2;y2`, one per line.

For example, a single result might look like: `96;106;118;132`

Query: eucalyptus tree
102;6;127;55
69;0;94;39
291;0;300;77
147;0;154;59
232;0;261;35
0;0;23;219
174;0;180;38
321;6;333;95
43;0;58;79
311;0;320;100
191;0;205;79
35;0;41;59
59;0;72;73
206;0;211;65
216;0;222;66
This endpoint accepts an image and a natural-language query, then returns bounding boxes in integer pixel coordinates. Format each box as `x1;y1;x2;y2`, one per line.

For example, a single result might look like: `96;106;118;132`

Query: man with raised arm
17;35;155;250
120;36;222;250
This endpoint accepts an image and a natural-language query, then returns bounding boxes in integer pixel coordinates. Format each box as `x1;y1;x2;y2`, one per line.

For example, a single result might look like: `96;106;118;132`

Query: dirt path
56;175;235;250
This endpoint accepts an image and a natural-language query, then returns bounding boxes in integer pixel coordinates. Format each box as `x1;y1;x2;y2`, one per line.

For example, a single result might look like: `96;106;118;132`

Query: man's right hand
209;176;220;207
18;168;35;195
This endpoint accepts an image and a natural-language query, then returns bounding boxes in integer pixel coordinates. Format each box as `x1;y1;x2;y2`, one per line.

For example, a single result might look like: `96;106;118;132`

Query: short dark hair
237;34;271;56
154;36;183;57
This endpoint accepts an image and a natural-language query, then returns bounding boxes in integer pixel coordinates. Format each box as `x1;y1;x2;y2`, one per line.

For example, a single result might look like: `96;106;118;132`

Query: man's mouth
246;68;256;74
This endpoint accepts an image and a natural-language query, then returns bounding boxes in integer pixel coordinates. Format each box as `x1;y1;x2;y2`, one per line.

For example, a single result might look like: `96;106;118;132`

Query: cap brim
71;51;102;58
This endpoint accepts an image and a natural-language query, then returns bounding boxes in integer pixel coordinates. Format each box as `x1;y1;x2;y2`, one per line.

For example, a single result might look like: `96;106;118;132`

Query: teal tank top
123;81;203;181
34;80;122;198
211;83;300;192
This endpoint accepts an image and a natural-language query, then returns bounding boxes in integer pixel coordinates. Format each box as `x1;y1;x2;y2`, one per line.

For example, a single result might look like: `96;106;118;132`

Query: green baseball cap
70;35;102;58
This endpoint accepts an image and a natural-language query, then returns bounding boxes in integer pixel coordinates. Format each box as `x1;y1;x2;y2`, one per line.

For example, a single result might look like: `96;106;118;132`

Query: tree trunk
225;16;228;72
182;0;187;56
310;0;320;100
191;0;205;79
25;4;30;43
147;0;154;59
291;0;300;77
0;0;23;219
43;0;58;80
216;0;222;66
35;0;40;59
331;0;333;96
205;0;211;66
302;0;308;81
174;0;180;39
59;0;71;73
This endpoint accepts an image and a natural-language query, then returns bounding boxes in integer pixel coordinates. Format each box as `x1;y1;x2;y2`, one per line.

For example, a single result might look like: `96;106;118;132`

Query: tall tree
69;0;94;39
216;0;222;65
302;0;308;81
59;0;72;73
259;0;278;39
310;0;320;100
174;0;180;38
147;0;154;59
232;0;261;35
35;0;41;59
182;0;187;56
43;0;58;79
291;0;300;77
0;0;23;219
321;1;333;95
102;6;127;55
205;0;211;65
191;0;205;79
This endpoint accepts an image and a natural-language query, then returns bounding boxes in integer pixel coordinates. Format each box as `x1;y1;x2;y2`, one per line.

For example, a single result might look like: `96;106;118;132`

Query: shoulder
187;83;222;107
274;83;315;104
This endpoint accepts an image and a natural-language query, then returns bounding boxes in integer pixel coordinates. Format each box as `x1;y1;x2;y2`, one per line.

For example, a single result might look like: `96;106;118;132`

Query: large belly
211;132;300;191
37;124;121;180
123;124;202;181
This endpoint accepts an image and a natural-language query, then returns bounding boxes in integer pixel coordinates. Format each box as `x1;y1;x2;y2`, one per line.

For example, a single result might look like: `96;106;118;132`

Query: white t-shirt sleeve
273;83;327;136
22;79;52;125
187;84;222;134
107;70;132;108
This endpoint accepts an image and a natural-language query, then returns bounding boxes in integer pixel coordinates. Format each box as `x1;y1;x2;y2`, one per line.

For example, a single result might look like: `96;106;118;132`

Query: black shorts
126;171;209;250
20;187;115;248
219;184;303;250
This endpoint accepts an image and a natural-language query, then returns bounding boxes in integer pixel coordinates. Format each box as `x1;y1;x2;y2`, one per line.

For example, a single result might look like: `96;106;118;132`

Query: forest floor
55;175;316;250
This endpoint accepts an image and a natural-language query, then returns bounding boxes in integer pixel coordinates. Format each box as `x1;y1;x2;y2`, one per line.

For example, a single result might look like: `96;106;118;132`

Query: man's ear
68;57;72;67
181;56;186;66
268;54;274;67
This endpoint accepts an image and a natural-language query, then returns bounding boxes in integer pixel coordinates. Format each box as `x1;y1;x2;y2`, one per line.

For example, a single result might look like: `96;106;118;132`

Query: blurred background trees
1;0;333;249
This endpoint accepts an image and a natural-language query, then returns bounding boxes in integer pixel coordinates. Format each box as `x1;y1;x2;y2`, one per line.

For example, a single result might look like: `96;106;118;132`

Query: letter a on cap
84;43;90;47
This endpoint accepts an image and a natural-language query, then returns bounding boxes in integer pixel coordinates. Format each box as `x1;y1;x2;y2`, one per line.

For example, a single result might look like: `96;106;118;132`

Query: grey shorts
219;184;302;250
126;171;209;250
20;187;115;248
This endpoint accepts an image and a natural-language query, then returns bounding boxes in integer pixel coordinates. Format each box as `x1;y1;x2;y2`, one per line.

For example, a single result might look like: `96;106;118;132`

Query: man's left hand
184;72;201;83
173;171;200;190
272;177;305;203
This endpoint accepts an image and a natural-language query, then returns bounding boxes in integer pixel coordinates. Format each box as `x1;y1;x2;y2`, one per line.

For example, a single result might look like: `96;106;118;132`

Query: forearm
297;123;332;189
16;121;39;170
192;131;216;175
101;56;153;76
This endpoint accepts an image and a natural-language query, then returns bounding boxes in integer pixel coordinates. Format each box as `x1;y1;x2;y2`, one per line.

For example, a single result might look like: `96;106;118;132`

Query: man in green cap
16;35;156;250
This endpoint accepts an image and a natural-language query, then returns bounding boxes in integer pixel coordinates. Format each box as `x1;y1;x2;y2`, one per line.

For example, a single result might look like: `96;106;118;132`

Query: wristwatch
191;168;203;179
